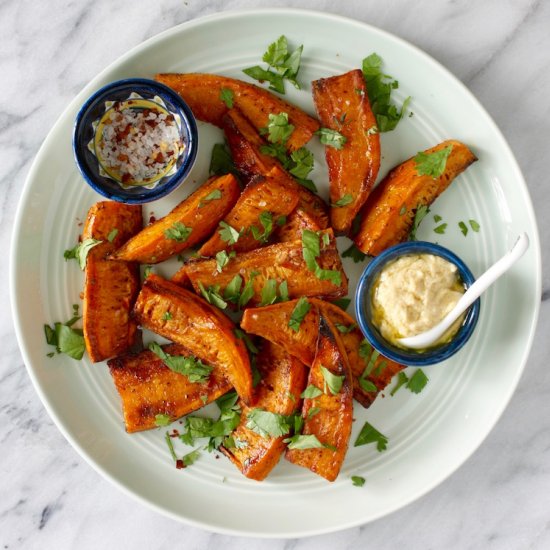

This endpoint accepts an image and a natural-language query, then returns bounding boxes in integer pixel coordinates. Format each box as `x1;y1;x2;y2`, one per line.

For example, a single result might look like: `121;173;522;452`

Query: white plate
10;9;541;538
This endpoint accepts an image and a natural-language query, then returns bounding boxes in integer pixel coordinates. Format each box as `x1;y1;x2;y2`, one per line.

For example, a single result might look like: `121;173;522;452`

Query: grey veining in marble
1;0;549;548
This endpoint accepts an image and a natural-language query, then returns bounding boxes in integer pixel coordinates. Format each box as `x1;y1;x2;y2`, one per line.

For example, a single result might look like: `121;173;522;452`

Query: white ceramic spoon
397;233;530;350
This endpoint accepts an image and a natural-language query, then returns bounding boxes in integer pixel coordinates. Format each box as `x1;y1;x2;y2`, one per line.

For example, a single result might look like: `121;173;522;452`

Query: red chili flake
121;173;132;183
175;459;185;469
155;152;164;163
170;429;180;438
149;214;156;224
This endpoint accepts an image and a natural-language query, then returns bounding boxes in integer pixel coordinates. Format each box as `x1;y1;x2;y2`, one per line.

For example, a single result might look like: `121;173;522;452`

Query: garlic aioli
371;254;465;347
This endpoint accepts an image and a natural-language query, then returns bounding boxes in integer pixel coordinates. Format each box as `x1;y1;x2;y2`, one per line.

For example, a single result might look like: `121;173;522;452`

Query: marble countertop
2;0;549;548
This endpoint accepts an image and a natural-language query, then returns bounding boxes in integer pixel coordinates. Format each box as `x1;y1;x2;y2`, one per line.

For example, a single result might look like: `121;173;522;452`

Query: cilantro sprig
354;421;388;451
149;342;213;384
362;52;410;132
243;35;303;94
64;238;102;270
44;305;85;360
414;145;453;178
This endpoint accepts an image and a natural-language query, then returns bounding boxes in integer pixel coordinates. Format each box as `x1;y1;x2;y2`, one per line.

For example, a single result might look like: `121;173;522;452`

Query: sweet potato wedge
312;69;381;234
108;344;232;433
82;201;142;363
285;316;353;481
156;73;319;151
354;140;477;255
109;174;240;264
222;109;329;229
312;300;405;408
220;341;307;480
175;230;348;306
132;275;253;404
275;208;321;243
197;172;300;257
240;299;320;366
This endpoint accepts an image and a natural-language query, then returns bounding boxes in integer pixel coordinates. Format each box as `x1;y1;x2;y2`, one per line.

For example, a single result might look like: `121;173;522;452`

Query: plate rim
10;7;542;538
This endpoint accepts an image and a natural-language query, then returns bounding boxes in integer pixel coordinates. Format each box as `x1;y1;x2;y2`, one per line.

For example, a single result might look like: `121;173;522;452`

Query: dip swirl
371;253;465;347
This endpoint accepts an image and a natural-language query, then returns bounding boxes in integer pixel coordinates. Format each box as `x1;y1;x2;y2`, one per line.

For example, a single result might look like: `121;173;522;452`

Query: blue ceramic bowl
355;241;480;366
73;78;198;204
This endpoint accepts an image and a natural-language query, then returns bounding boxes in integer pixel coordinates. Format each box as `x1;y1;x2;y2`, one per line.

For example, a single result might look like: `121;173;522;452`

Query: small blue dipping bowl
355;241;480;366
73;78;198;204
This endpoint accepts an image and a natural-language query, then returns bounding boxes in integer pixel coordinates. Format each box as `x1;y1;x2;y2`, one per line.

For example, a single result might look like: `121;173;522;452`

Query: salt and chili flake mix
88;92;185;188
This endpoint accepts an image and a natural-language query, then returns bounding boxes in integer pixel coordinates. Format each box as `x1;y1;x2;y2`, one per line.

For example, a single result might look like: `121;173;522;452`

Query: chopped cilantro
250;211;275;243
320;366;344;395
246;409;292;438
155;414;171;427
182;448;201;467
199;189;223;208
164;222;192;243
315;127;347;149
215;250;235;272
354;421;388;451
331;194;354;207
259;278;278;306
307;407;321;419
433;214;443;223
278;280;289;302
351;475;366;487
288;296;311;332
359;379;378;393
149;342;213;384
332;298;351;311
262;112;295;143
434;223;447;234
107;229;118;243
301;230;342;286
162;311;172;321
390;371;409;396
458;221;468;236
198;282;228;310
399;205;407;216
218;221;242;245
469;219;480;232
219;87;234;108
284;434;325;450
238;272;258;309
362;52;410;132
409;205;430;241
234;328;259;354
335;323;357;334
209;142;237;176
301;385;323;399
44;313;85;360
64;238;102;270
414;145;453;178
243;35;303;93
406;369;429;394
289;147;314;179
223;274;243;304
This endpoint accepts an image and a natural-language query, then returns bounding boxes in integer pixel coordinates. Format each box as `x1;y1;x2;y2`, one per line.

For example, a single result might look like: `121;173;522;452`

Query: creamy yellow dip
371;253;465;347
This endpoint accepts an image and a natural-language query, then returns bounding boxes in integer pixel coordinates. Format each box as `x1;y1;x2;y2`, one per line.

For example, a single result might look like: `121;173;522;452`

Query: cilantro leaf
164;222;192;243
288;296;311;332
301;230;342;286
64;238;102;270
301;385;323;399
238;272;258;309
262;112;295;144
215;250;235;272
414;145;453;178
107;229;118;243
182;448;201;467
278;280;289;302
315;127;347;149
390;371;409;396
250;211;275;243
234;328;259;355
55;324;85;359
244;35;303;93
219;87;234;108
223;274;243;304
351;475;366;487
259;278;278;306
200;189;223;208
218;221;242;245
198;282;228;310
354;421;388;451
469;219;480;232
289;147;314;179
335;323;357;334
459;221;468;236
362;52;410;132
342;244;367;263
434;214;443;223
331;194;354;207
320;366;344;395
149;342;213;383
209;142;237;176
359;379;378;393
406;369;429;394
155;414;171;427
307;407;321;419
409;205;430;241
284;434;325;450
332;298;351;311
246;409;292;438
434;223;447;234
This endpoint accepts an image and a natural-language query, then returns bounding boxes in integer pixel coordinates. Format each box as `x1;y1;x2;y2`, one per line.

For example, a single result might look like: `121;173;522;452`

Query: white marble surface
2;0;549;548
